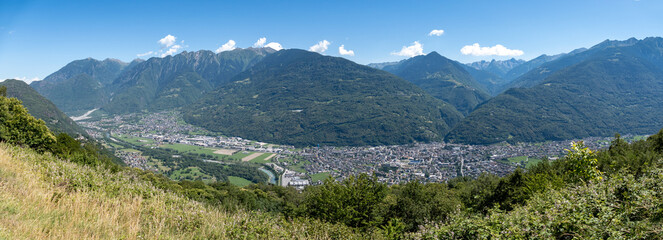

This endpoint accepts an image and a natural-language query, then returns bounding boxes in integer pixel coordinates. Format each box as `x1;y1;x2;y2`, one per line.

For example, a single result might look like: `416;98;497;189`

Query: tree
303;173;387;229
388;181;460;231
0;95;55;152
648;129;663;153
564;141;602;183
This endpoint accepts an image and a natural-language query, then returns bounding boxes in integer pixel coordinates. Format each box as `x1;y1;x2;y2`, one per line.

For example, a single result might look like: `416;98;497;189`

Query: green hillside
103;48;274;114
447;37;663;145
184;49;463;147
30;58;137;114
501;52;569;83
498;38;639;93
1;79;87;138
382;52;491;115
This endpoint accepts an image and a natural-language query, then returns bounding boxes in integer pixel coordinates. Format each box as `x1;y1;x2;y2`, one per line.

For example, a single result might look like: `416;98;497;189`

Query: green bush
303;173;388;230
0;90;56;152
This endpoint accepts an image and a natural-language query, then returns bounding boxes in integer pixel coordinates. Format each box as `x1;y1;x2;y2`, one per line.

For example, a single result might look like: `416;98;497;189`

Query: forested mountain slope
447;37;663;144
185;49;463;147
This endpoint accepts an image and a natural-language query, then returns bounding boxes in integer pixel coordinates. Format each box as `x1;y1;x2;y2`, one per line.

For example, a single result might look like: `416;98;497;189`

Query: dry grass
0;145;142;239
0;143;367;239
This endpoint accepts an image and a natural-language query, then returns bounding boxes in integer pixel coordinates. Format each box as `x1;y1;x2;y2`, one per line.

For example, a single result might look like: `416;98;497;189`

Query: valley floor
77;110;639;187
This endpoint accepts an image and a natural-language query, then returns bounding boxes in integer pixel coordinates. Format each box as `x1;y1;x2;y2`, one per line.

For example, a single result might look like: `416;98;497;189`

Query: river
259;167;277;184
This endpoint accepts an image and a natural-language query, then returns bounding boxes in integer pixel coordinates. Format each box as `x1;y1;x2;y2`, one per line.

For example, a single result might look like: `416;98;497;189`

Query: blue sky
1;0;661;82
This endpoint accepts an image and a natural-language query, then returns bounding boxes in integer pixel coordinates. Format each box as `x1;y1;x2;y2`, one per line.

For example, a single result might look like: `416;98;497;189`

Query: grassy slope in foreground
0;143;365;239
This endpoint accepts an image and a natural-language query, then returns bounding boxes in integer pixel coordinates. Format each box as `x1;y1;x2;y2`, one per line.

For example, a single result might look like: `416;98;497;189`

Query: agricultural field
227;176;253;187
525;158;543;168
213;149;238;155
156;143;261;162
118;148;140;153
106;141;125;149
170;167;211;181
626;135;650;142
113;134;154;146
504;156;542;168
158;143;216;155
249;153;276;163
241;152;264;162
309;172;331;182
228;151;253;161
279;157;309;173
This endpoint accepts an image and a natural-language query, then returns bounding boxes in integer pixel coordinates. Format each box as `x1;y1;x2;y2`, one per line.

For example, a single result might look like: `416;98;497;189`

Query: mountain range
102;48;274;114
31;48;275;115
184;49;463;147
20;37;663;147
30;58;140;114
466;58;525;79
446;37;663;144
376;52;491;115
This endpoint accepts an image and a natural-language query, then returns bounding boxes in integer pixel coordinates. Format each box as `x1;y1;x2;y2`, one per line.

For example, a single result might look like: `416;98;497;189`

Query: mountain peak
426;51;442;57
378;50;490;115
593;37;640;50
103;58;126;64
184;49;463;147
448;36;663;144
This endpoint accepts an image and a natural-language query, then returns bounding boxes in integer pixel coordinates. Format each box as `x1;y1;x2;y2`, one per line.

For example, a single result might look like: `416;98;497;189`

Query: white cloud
338;45;355;56
215;40;237;53
161;44;182;57
460;43;524;56
14;77;40;84
428;29;444;36
252;37;282;50
391;41;424;57
158;34;177;48
253;37;267;48
137;51;154;57
309;40;330;53
141;35;187;58
264;42;283;51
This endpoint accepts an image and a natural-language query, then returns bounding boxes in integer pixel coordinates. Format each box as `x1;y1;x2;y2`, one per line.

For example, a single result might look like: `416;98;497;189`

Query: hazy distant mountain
184;49;463;147
498;39;642;92
467;58;525;78
446;37;663;144
467;50;591;94
103;48;274;114
501;53;568;83
31;58;139;114
460;66;507;96
379;52;491;115
1;79;87;137
367;61;400;70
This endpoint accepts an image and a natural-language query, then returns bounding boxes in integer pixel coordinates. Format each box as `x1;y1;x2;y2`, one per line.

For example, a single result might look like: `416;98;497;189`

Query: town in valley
76;110;632;188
